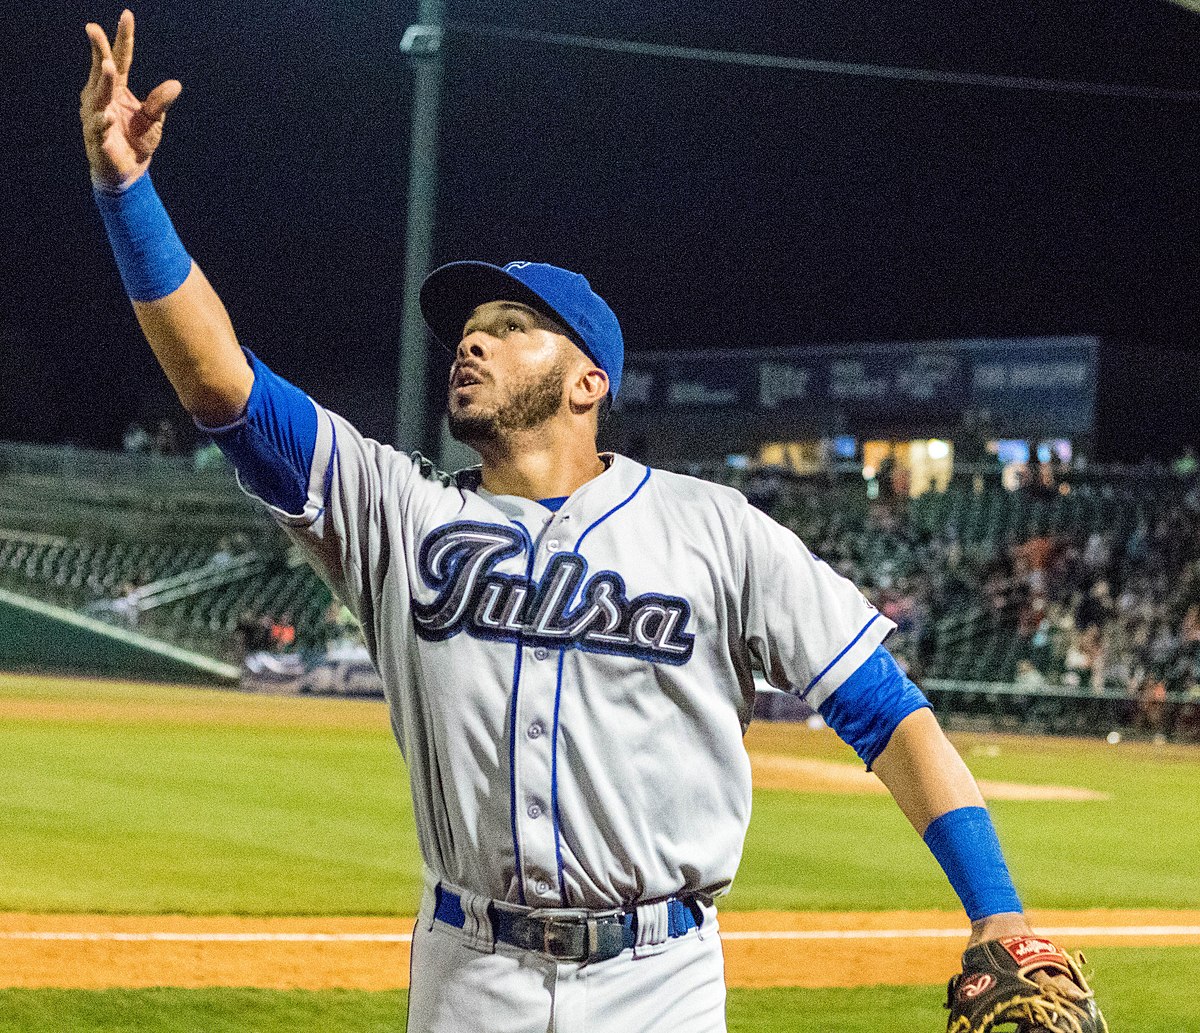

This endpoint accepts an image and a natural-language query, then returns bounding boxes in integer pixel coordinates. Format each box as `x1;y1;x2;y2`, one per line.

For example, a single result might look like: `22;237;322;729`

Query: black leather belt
433;885;700;964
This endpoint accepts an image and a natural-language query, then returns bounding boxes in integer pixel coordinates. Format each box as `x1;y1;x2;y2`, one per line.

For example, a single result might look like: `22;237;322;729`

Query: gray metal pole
395;3;446;454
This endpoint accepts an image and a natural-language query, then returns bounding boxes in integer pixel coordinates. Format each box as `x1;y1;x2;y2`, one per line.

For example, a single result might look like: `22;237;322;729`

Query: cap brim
419;261;574;351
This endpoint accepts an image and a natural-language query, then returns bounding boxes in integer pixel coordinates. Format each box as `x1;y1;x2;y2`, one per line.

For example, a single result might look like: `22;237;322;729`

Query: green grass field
2;672;1198;1030
0;950;1196;1032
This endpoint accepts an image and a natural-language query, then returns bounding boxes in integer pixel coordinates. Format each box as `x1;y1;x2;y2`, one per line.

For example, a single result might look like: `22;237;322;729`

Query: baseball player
80;12;1106;1032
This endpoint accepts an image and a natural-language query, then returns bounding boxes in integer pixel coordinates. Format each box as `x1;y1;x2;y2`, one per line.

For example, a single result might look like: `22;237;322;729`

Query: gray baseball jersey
230;385;895;911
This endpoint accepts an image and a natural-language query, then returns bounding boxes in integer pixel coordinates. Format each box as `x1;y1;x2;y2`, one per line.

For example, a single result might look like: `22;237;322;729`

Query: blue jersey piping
507;520;535;906
549;466;653;903
551;649;570;905
575;467;653;551
802;612;881;698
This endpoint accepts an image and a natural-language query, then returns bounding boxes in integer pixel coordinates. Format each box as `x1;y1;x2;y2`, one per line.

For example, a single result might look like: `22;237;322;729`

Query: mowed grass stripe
0;947;1194;1033
3;673;1199;915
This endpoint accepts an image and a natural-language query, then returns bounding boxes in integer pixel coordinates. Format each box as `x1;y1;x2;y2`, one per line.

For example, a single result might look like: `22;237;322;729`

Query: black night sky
5;2;1199;460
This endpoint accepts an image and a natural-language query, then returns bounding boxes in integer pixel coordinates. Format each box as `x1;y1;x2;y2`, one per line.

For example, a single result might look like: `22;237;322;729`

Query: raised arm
80;9;252;425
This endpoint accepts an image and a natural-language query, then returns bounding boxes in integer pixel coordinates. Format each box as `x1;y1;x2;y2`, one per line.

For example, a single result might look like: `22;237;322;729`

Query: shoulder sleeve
817;644;931;769
197;348;331;524
198;349;454;633
740;503;896;709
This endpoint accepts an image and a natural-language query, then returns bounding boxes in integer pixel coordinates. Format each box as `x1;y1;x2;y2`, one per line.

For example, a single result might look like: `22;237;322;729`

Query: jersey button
533;647;549;661
546;538;560;552
527;722;543;739
535;880;551;895
527;803;542;819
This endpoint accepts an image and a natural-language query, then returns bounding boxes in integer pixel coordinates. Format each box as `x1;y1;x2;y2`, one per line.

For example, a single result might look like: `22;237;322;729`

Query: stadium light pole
395;2;446;455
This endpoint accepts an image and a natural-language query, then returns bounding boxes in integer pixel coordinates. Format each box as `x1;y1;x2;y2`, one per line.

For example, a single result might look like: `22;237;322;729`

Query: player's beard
448;358;568;447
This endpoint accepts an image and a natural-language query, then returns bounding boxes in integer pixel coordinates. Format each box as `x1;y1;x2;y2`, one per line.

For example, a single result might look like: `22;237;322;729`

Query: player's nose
456;334;490;362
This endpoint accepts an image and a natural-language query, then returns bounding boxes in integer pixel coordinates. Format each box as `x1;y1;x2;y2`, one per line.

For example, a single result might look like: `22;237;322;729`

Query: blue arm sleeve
197;348;323;517
817;644;931;769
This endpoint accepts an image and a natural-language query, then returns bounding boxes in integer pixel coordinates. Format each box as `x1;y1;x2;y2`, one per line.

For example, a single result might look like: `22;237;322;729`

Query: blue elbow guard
817;645;931;769
924;806;1023;921
92;172;193;302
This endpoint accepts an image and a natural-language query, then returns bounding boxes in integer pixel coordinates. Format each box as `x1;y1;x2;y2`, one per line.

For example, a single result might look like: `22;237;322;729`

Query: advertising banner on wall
611;337;1097;447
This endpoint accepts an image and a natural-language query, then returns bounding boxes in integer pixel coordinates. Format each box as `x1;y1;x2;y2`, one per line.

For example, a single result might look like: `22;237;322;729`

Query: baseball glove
945;935;1108;1033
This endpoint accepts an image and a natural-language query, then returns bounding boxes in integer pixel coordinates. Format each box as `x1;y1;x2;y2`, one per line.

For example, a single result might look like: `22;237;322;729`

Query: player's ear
568;364;609;415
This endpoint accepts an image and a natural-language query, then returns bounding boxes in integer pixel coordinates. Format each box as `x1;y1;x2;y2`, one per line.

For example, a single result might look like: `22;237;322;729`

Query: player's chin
447;409;500;445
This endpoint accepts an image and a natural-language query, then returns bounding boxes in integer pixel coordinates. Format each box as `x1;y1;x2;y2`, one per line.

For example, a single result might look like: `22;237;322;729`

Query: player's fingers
83;24;106;96
90;19;115;67
1030;969;1088;1001
112;9;135;77
97;58;117;111
139;79;182;125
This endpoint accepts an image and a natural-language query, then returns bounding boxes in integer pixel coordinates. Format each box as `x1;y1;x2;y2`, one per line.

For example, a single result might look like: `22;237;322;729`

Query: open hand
80;9;182;189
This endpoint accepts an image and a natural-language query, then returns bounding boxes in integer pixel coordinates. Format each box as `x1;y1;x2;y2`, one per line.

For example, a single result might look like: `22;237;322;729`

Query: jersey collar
470;453;648;526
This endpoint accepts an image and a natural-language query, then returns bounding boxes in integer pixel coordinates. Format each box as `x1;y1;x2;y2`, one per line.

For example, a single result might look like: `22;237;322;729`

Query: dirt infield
2;909;1196;991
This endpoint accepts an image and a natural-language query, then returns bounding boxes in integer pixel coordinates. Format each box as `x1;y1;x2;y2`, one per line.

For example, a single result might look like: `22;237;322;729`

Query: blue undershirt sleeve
197;348;327;519
817;644;932;769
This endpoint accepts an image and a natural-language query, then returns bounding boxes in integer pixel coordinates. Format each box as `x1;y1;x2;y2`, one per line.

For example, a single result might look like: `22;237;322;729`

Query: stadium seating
3;440;1197;739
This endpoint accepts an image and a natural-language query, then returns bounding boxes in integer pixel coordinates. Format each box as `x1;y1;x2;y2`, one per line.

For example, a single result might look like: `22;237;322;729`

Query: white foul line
719;926;1200;941
0;932;414;943
1;926;1199;944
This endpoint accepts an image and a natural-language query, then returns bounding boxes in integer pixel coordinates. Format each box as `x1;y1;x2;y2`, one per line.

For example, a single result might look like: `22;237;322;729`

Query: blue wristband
92;172;193;302
923;806;1023;922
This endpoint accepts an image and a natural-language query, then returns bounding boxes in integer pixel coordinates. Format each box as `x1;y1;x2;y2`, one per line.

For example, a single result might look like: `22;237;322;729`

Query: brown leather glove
946;935;1108;1032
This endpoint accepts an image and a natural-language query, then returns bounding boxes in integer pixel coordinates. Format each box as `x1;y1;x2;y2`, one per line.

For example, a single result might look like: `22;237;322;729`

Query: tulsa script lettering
412;522;695;664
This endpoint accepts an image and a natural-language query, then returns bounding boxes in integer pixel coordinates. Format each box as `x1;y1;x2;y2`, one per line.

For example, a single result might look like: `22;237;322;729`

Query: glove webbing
949;990;1093;1033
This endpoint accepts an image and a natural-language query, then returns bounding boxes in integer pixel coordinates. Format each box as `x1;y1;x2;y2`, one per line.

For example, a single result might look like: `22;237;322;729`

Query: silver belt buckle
541;916;583;960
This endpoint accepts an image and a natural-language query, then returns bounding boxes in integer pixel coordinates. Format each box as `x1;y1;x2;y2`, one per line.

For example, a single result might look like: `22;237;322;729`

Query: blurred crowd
739;460;1200;740
1002;502;1200;739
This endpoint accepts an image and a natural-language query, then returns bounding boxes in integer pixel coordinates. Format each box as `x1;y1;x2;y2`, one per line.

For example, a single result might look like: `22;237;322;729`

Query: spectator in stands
744;467;783;513
1076;581;1113;632
270;612;296;653
1133;669;1169;741
1173;446;1198;480
1017;593;1046;641
151;418;178;456
122;421;150;453
876;448;896;500
1181;604;1200;647
1081;531;1111;575
1048;445;1069;489
1062;626;1100;688
1149;622;1180;667
1177;664;1200;739
210;536;234;567
1012;533;1055;596
1014;659;1047;689
1026;453;1051;498
85;578;141;627
236;612;276;657
193;439;224;471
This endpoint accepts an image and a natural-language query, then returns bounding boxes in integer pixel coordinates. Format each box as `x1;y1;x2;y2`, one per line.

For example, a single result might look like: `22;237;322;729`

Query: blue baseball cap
419;260;625;398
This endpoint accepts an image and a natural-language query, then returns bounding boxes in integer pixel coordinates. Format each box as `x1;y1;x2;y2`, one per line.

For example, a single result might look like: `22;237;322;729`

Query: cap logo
503;261;532;271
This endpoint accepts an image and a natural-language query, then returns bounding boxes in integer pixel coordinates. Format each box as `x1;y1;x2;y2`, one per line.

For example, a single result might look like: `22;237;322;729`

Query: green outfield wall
0;589;236;685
